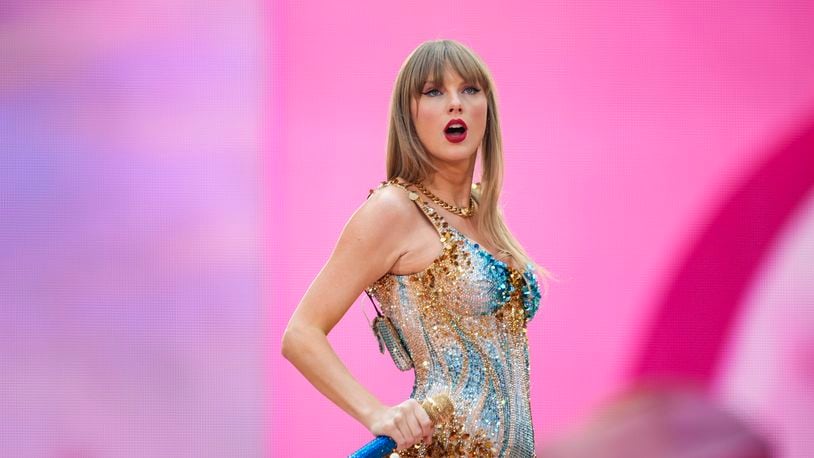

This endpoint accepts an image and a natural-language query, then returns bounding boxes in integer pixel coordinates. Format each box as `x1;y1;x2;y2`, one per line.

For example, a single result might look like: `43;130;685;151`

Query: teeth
448;124;464;129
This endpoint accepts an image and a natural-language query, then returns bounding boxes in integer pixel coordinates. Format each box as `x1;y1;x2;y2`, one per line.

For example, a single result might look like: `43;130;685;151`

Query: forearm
281;325;384;429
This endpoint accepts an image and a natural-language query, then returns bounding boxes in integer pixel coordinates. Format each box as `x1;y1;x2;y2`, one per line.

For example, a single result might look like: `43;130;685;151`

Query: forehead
424;66;467;84
409;55;488;97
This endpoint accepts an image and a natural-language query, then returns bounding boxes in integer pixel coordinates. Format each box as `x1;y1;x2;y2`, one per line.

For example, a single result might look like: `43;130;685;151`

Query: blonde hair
386;39;556;293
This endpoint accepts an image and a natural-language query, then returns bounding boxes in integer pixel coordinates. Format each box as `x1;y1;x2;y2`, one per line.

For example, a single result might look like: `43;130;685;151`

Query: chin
431;150;477;164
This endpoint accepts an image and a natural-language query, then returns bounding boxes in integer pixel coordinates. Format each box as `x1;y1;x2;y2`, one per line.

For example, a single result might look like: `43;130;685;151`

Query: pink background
269;0;814;456
1;0;813;456
1;1;264;456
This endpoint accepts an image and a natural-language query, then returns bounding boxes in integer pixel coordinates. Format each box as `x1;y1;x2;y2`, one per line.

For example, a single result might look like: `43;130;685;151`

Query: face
410;66;487;164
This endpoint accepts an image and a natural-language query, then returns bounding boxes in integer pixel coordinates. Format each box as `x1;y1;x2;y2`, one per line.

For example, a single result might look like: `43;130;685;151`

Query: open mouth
444;120;467;143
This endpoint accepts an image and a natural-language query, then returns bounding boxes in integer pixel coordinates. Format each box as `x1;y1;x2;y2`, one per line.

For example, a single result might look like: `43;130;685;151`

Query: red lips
444;118;467;143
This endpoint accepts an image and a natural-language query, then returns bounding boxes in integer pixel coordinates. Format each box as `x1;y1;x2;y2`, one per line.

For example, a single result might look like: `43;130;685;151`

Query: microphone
349;394;454;458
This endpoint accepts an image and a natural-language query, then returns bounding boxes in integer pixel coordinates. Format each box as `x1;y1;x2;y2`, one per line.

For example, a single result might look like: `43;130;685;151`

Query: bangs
407;41;491;96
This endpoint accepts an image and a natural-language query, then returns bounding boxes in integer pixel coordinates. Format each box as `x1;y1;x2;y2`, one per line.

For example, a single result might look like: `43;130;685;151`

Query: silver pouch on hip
365;290;413;371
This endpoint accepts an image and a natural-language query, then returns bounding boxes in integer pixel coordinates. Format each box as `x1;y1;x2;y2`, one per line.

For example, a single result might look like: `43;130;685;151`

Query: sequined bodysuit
365;180;542;457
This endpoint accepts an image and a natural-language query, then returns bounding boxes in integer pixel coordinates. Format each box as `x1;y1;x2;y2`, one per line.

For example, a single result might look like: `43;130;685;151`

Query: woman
282;39;553;457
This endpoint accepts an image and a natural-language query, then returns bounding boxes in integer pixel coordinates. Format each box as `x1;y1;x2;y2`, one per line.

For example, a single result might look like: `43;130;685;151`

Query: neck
422;161;476;208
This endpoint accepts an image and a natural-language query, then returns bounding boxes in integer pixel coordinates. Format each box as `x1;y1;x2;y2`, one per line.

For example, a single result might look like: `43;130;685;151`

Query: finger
414;403;433;438
391;427;407;450
393;414;411;449
421;423;434;446
382;419;402;449
404;409;424;444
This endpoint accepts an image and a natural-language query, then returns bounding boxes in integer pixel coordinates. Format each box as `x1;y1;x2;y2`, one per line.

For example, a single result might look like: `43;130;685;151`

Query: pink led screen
270;1;814;457
2;1;264;456
1;0;813;457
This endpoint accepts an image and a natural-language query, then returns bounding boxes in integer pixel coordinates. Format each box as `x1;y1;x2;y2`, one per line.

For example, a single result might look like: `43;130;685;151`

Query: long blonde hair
386;39;556;293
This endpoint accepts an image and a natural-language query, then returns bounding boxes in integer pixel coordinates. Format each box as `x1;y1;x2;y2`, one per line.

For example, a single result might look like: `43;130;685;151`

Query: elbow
280;326;297;361
281;322;327;361
280;324;311;361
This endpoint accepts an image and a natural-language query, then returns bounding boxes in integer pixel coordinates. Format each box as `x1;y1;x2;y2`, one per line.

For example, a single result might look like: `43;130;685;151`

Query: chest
397;232;536;320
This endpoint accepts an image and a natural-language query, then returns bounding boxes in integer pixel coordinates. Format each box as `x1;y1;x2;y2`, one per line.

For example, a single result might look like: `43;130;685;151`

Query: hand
368;398;435;450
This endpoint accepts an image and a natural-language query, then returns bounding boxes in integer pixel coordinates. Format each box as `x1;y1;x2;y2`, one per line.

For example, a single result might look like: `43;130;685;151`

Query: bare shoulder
284;183;420;336
337;182;419;262
361;182;417;222
349;182;415;237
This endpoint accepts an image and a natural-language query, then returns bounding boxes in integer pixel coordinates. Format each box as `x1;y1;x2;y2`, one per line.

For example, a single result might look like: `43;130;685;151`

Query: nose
448;94;463;113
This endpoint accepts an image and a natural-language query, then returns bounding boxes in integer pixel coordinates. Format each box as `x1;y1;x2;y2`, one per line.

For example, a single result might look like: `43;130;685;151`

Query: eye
423;88;442;97
464;86;481;94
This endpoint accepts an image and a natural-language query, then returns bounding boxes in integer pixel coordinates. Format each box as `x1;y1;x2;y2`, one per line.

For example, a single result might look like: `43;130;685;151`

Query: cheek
414;107;436;137
472;102;488;131
474;99;488;119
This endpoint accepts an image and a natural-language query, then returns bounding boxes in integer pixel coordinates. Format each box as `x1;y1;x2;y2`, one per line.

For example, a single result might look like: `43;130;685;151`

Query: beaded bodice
365;180;541;457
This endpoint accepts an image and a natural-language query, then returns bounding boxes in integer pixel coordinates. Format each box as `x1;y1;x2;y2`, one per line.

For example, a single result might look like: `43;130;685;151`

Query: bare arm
280;188;433;449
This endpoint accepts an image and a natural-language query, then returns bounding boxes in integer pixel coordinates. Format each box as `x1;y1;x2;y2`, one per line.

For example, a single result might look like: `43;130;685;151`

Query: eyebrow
422;79;475;86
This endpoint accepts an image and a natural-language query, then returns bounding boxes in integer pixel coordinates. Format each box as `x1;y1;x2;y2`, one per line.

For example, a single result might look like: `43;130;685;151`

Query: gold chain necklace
413;181;476;218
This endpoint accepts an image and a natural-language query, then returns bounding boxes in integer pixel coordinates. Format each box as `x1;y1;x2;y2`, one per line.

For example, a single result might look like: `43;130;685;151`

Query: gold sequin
365;180;541;457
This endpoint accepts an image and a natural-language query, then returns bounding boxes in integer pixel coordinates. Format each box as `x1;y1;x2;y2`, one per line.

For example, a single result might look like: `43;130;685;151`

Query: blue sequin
444;345;464;387
464;236;517;308
521;265;542;320
364;181;542;457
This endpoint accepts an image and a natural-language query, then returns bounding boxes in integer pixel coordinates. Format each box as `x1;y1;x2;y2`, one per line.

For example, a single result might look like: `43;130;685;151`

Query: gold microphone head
421;393;454;424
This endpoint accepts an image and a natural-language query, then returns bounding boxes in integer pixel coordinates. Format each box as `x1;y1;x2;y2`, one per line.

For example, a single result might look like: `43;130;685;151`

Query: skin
281;65;494;451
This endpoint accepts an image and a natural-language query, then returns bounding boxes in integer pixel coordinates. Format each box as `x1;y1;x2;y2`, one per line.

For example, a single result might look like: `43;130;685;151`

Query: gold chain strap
413;181;476;218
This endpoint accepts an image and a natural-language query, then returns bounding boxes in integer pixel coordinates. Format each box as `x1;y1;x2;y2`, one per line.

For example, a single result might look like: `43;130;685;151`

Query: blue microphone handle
348;435;397;458
348;394;453;458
